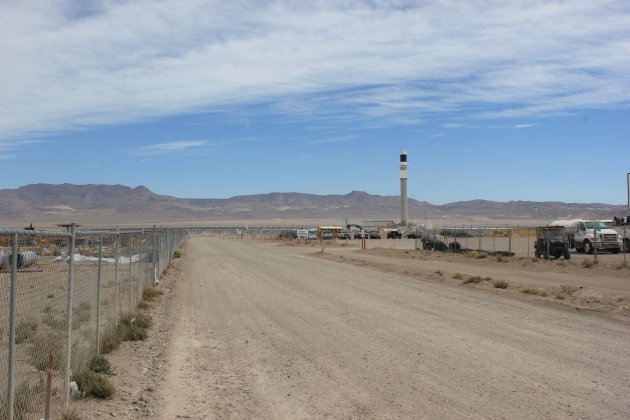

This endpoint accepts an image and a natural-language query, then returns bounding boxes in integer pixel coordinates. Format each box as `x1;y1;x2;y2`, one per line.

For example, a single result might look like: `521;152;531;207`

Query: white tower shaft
400;149;408;226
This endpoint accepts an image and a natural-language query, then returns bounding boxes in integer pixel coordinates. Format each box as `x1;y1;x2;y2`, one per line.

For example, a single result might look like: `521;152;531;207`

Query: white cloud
514;124;538;129
131;141;205;156
1;0;629;142
428;133;444;138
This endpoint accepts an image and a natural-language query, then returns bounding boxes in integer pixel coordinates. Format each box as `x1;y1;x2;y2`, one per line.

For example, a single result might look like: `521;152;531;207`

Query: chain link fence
418;226;537;256
1;226;186;420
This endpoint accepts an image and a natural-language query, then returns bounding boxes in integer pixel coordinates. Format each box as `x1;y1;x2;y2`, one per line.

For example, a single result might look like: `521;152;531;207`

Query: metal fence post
594;227;598;262
141;229;146;296
96;233;103;354
152;226;157;286
624;226;627;266
7;233;19;420
114;228;120;325
65;223;76;408
129;233;133;310
478;230;482;251
144;228;149;290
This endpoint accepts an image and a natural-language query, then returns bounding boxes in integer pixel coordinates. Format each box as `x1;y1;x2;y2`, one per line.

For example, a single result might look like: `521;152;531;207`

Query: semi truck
548;219;622;254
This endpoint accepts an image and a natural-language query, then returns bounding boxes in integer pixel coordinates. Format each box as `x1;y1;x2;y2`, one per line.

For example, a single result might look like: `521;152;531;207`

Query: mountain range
0;183;627;227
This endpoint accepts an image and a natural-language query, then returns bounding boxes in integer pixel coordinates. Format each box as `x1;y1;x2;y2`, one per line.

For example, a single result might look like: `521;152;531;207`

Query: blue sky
1;0;629;205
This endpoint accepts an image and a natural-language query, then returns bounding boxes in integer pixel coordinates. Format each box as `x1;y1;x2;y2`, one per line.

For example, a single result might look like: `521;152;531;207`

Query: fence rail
1;225;186;420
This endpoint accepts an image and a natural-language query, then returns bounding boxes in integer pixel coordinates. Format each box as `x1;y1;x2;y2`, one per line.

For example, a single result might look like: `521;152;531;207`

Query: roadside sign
297;229;308;239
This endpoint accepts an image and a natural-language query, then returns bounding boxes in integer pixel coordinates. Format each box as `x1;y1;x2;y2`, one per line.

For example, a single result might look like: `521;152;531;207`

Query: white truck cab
549;219;622;254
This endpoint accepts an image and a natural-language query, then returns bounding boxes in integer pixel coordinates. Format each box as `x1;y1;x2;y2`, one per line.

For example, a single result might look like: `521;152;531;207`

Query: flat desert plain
72;235;630;419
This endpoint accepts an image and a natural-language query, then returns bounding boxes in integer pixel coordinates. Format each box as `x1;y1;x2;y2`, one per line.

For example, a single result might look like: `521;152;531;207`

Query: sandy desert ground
68;235;630;419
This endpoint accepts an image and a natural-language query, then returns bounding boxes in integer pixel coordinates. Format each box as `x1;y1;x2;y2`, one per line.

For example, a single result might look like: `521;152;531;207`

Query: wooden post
44;354;54;420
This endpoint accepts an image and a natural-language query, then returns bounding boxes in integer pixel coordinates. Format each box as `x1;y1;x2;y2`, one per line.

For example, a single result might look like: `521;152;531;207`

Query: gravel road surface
153;237;630;419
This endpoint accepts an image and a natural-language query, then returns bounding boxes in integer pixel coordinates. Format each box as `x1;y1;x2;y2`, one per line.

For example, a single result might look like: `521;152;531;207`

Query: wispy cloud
514;124;538;129
131;141;205;156
1;1;629;142
428;133;444;138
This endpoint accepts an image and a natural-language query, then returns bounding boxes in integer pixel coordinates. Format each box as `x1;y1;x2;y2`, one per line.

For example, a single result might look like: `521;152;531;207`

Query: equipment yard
72;236;630;419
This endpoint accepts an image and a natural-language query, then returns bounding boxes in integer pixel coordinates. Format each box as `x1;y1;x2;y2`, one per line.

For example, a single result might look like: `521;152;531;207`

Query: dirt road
152;237;630;419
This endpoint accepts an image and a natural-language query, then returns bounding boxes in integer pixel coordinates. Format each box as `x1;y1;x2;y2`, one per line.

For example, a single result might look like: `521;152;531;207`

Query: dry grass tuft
493;280;509;289
462;275;491;284
142;287;162;302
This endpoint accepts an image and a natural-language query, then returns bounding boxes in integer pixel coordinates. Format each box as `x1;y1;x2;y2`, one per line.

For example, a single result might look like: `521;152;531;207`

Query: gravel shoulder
72;237;630;419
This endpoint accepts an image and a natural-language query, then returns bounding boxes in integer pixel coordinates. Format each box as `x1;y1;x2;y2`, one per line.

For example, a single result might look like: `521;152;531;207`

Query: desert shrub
73;370;115;398
59;408;81;420
493;280;509;289
452;272;464;280
117;322;148;341
462;275;491;284
89;355;114;375
120;310;151;329
522;288;539;295
555;294;566;300
434;270;443;276
42;305;53;314
15;320;38;344
582;259;597;268
117;310;152;341
560;285;578;294
142;287;162;302
137;300;151;310
614;262;627;270
100;328;122;354
173;250;181;258
496;255;509;263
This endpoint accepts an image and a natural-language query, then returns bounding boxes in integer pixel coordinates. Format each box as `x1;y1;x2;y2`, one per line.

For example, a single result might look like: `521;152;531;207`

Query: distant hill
0;183;627;226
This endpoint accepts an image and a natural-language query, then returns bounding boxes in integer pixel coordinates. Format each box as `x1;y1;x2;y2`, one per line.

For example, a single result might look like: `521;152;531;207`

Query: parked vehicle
549;219;622;254
605;217;630;252
322;231;333;240
339;231;351;240
353;231;365;239
406;232;421;239
387;230;402;239
368;231;381;239
534;226;571;260
308;228;318;240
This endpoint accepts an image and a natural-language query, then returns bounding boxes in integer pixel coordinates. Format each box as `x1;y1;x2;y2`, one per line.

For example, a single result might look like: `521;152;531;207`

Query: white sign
297;229;309;239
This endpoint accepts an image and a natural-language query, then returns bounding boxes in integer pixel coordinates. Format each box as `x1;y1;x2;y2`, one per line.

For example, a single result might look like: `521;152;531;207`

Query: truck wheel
563;249;571;260
625;238;630;253
583;240;593;254
611;249;620;254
